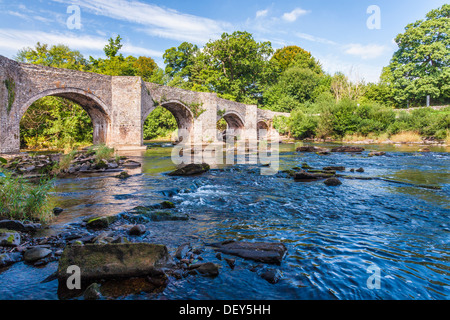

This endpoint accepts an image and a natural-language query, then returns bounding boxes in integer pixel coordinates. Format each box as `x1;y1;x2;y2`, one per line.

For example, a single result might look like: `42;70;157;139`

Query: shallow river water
0;143;449;300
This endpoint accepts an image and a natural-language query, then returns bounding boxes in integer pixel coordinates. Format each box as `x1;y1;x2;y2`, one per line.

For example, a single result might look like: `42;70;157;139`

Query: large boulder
57;243;172;281
168;163;210;176
0;220;26;232
210;241;287;265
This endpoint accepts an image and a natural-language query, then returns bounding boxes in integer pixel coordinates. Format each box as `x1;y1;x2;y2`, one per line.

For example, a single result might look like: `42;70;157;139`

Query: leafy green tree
271;45;323;74
388;4;450;107
16;43;87;70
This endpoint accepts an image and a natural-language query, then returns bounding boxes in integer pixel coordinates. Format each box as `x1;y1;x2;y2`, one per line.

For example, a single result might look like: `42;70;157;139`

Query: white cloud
256;9;269;18
344;43;388;60
0;29;163;58
282;8;309;22
51;0;231;44
295;32;337;45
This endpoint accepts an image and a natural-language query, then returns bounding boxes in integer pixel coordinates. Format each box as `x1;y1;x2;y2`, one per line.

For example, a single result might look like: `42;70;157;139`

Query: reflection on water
0;142;449;300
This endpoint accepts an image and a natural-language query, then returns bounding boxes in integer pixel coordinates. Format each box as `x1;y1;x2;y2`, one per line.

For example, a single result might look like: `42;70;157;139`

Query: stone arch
20;88;111;145
257;120;269;140
144;100;194;143
217;111;245;141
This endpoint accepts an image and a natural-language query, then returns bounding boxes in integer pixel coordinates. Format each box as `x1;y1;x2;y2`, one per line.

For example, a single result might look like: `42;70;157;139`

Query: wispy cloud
282;8;309;22
295;32;337;45
51;0;231;44
0;29;163;58
344;43;389;60
256;9;269;18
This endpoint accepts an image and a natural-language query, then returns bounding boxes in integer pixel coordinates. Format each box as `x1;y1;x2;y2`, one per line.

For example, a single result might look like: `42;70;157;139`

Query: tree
388;4;450;107
104;35;123;59
163;42;199;79
16;43;87;70
271;45;323;74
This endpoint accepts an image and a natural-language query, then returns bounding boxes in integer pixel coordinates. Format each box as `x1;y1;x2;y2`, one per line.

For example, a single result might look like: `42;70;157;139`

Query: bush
0;172;54;222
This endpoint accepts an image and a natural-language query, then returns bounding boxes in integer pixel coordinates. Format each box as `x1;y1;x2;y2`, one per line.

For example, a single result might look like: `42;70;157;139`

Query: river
0;142;449;300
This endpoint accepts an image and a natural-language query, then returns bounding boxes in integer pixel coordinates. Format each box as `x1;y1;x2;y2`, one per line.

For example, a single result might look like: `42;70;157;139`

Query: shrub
0;171;54;222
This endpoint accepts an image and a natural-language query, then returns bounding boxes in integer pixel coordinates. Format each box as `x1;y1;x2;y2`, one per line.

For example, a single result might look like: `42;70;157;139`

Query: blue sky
0;0;447;82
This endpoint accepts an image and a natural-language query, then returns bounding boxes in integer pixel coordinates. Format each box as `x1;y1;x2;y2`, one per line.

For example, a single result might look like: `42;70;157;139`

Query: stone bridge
0;55;288;154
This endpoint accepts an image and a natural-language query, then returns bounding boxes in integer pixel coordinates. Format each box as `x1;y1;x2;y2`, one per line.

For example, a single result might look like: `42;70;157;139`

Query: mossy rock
57;243;171;281
147;211;189;222
116;171;131;179
94;160;108;170
0;229;21;247
86;215;118;230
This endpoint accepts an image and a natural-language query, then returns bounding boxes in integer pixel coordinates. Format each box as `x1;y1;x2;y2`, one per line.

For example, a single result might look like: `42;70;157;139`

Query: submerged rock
368;151;386;157
188;262;220;277
0;220;26;232
57;243;172;281
0;252;22;267
53;207;64;216
356;168;365;173
259;268;282;284
331;146;365;153
175;243;191;260
210;241;287;265
115;171;131;179
128;207;188;222
168;163;210;176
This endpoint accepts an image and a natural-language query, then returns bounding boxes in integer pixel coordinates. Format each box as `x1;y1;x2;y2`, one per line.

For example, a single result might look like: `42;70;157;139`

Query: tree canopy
388;4;450;107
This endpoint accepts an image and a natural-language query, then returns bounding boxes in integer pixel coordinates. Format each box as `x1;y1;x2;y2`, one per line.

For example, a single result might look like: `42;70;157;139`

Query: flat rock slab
57;243;171;281
210;241;287;265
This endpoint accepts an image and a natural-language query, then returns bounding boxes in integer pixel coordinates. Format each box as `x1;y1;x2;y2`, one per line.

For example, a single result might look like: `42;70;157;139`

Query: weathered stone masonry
0;55;288;154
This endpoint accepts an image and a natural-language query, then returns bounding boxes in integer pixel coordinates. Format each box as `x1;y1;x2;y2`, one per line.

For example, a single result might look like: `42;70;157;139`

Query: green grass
0;171;54;222
88;144;115;163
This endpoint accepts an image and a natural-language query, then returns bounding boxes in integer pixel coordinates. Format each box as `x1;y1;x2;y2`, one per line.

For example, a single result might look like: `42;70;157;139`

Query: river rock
0;229;21;247
53;207;64;215
296;146;329;153
128;224;146;236
116;171;131;179
225;258;236;270
188;262;220;277
323;166;346;172
211;241;287;265
84;283;103;300
368;151;386;157
86;215;118;230
331;146;365;153
356;168;365;173
0;220;26;232
324;177;342;186
259;268;282;284
175;243;191;260
57;243;172;281
0;252;23;267
293;171;333;181
24;247;52;263
168;163;210;176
